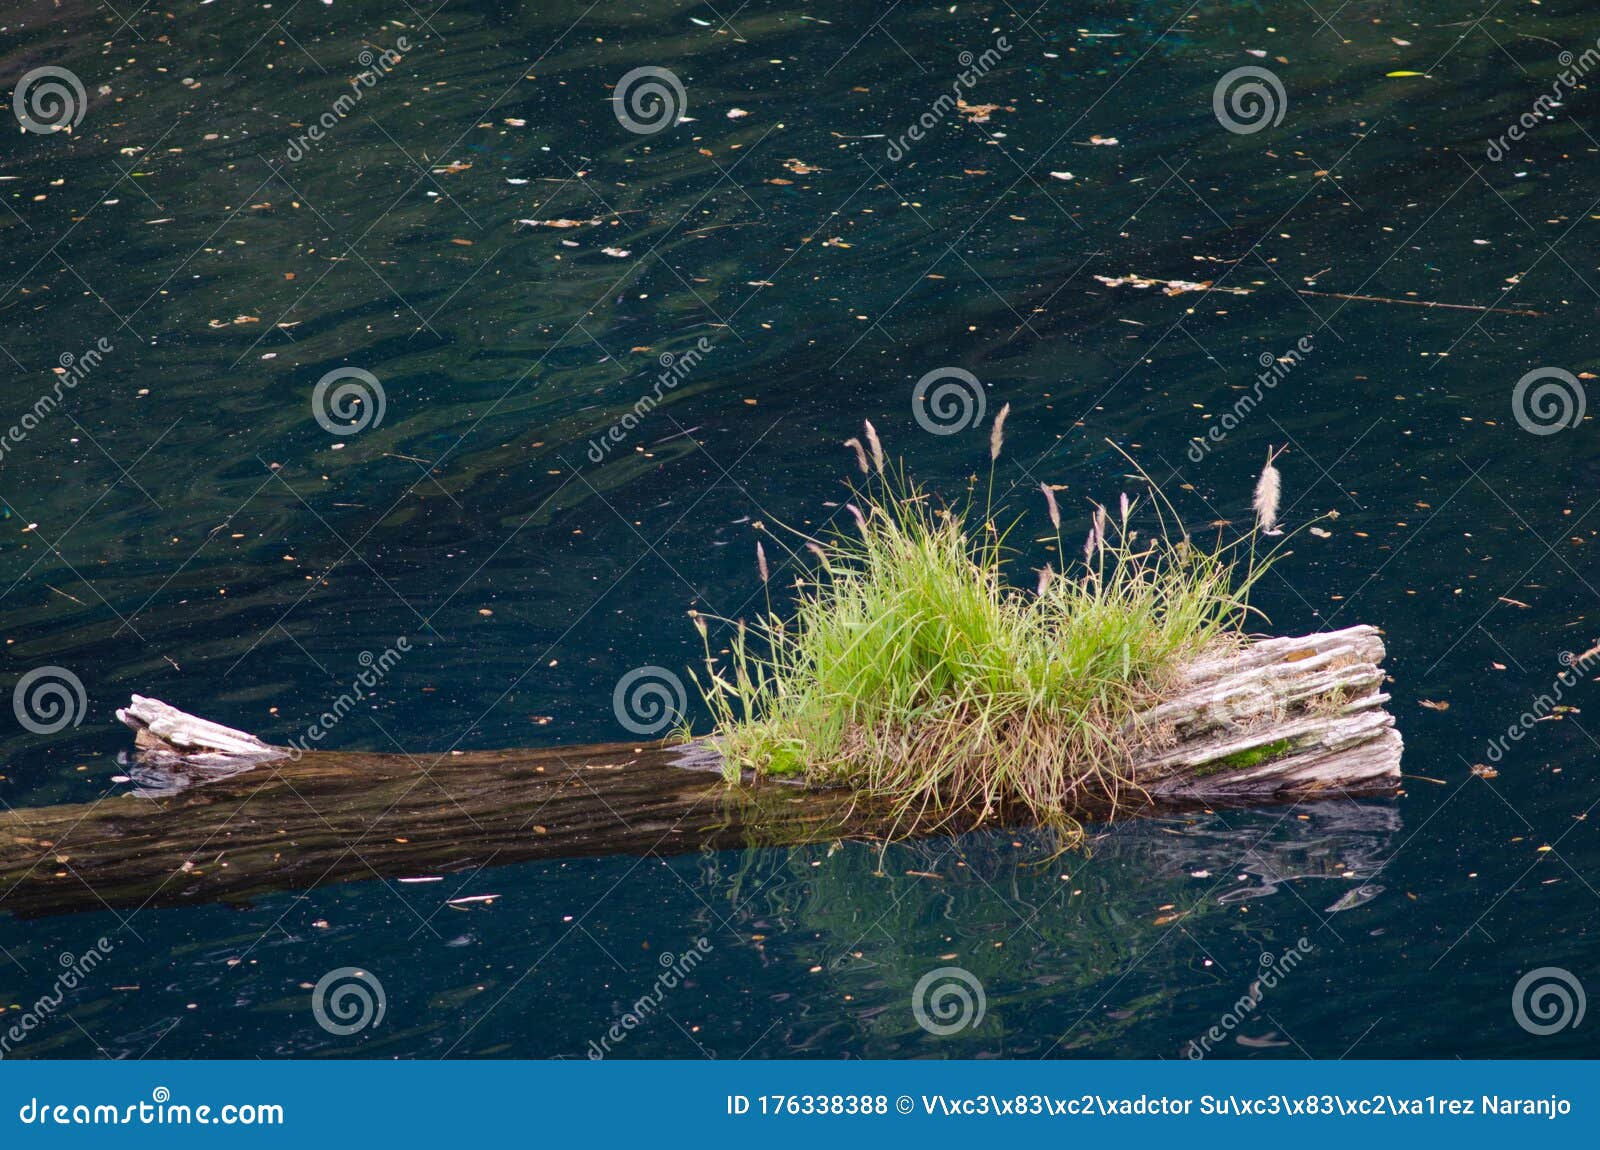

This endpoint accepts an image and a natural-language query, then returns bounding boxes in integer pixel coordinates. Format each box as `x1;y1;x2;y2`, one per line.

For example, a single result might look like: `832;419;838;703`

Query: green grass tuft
689;432;1279;842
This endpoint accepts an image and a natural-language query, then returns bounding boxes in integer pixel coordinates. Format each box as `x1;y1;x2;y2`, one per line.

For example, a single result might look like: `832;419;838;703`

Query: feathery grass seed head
1041;483;1061;529
863;421;886;474
989;403;1010;461
1254;448;1284;536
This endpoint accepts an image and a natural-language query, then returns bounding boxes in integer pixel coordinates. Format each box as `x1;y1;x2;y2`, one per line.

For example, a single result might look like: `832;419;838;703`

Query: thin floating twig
1298;289;1544;317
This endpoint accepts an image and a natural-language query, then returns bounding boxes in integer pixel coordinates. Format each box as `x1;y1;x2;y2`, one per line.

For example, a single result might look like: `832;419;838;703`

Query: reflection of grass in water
710;801;1400;1055
692;426;1278;844
733;801;1403;1055
745;832;1203;1055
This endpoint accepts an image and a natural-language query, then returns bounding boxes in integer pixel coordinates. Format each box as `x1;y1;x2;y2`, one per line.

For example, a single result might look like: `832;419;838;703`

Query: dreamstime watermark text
1188;336;1314;462
16;1088;283;1126
285;38;412;161
1185;938;1314;1058
0;337;113;464
284;638;410;759
587;337;713;463
587;939;713;1058
1485;647;1600;763
1487;40;1600;161
0;939;115;1059
886;37;1011;162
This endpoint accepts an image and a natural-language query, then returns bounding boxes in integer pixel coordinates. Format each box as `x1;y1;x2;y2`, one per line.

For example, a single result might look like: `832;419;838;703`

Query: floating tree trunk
0;625;1400;919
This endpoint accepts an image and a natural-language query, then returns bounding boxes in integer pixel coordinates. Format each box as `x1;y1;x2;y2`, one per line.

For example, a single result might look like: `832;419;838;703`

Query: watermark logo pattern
612;666;686;735
1511;967;1585;1035
13;667;87;734
312;367;387;435
1511;367;1584;435
912;368;986;436
311;967;386;1036
911;966;986;1035
1213;66;1286;135
613;67;685;135
13;66;86;134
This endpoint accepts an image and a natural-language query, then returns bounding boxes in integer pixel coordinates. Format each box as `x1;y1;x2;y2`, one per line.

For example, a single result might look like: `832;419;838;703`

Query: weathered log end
1130;623;1402;798
116;693;286;765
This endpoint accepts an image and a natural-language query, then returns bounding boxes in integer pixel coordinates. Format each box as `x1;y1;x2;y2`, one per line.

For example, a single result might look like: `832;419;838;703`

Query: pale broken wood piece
117;694;285;764
0;627;1400;917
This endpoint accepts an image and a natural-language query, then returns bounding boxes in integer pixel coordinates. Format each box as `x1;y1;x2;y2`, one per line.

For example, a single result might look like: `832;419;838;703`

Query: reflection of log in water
1141;800;1401;903
0;626;1401;919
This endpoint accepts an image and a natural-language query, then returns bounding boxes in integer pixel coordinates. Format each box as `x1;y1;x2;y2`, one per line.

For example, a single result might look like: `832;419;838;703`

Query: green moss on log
1192;738;1296;777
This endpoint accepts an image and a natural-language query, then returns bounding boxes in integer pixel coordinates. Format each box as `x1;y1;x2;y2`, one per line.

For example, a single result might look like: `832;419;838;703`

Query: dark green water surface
1;0;1597;1058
